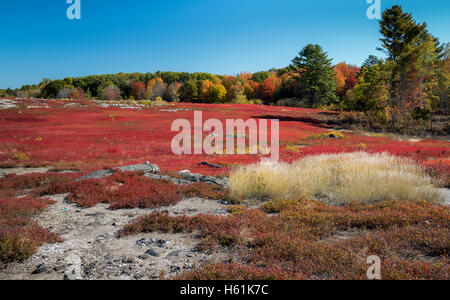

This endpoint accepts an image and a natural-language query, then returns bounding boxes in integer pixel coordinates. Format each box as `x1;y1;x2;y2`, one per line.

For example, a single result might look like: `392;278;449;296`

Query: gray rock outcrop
78;163;160;181
78;163;228;188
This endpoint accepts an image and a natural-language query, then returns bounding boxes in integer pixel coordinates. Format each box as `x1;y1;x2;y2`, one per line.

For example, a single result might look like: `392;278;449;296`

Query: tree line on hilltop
1;6;448;133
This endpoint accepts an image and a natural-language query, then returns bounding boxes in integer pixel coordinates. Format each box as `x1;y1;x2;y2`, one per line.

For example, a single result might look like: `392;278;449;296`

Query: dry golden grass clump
230;152;443;205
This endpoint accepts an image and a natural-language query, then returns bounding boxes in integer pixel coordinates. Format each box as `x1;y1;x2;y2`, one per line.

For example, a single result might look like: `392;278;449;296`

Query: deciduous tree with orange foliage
69;87;86;100
130;82;146;100
259;75;280;103
199;80;214;101
335;62;360;100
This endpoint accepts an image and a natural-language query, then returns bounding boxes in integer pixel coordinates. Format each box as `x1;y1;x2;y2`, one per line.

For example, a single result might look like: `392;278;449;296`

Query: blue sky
1;0;449;89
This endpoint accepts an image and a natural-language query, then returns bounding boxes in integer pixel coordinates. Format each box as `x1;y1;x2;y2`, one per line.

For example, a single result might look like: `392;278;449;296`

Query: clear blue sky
1;0;449;89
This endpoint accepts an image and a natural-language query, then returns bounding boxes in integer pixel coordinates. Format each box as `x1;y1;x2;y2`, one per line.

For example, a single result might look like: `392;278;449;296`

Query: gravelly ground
0;194;231;280
0;166;448;280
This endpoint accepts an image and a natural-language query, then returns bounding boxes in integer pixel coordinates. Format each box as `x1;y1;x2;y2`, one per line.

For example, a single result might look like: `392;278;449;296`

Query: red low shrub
179;182;228;200
64;174;183;209
121;199;450;280
422;159;450;187
175;263;304;280
0;225;62;264
37;171;229;209
0;173;77;198
0;197;55;226
1;100;447;176
0;196;61;264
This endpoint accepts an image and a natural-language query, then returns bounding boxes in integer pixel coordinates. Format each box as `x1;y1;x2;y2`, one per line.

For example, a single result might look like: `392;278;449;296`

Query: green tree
291;44;338;107
379;5;445;126
363;55;382;68
379;6;427;61
351;61;391;112
40;80;66;98
251;71;270;83
180;80;199;102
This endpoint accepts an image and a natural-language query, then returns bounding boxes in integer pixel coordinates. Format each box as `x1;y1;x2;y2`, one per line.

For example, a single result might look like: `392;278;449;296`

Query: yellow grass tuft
229;152;443;205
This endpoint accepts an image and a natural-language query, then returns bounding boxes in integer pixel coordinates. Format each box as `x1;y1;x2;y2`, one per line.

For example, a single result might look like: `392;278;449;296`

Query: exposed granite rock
78;169;114;181
77;163;228;188
144;173;192;185
177;171;229;188
78;163;160;181
117;163;160;174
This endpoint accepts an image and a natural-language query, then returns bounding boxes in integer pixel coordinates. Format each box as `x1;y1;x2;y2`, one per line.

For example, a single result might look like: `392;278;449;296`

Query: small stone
138;254;150;260
64;268;82;280
145;248;160;257
32;264;47;274
121;266;133;274
122;257;134;264
53;265;66;272
170;265;181;272
166;250;182;258
154;239;167;248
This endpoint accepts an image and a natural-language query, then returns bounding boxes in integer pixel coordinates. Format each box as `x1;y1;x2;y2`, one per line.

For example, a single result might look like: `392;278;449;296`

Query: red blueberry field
0;98;449;280
1;99;448;175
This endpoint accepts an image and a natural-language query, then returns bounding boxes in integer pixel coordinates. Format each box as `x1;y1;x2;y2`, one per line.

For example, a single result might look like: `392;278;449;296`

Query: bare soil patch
0;194;230;280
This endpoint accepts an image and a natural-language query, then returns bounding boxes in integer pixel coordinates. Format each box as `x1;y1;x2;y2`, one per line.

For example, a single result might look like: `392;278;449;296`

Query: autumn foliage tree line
1;6;448;134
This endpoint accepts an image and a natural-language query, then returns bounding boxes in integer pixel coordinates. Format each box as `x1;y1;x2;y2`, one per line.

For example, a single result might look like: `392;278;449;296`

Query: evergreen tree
379;5;427;61
291;44;338;107
379;5;445;125
180;80;199;102
363;55;382;68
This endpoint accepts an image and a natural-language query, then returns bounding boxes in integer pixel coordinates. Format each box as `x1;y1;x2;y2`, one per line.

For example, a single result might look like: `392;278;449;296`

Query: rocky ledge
78;163;229;188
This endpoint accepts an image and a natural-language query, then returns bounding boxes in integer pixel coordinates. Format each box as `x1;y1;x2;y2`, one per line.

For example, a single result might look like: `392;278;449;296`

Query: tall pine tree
379;5;445;126
291;44;338;107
